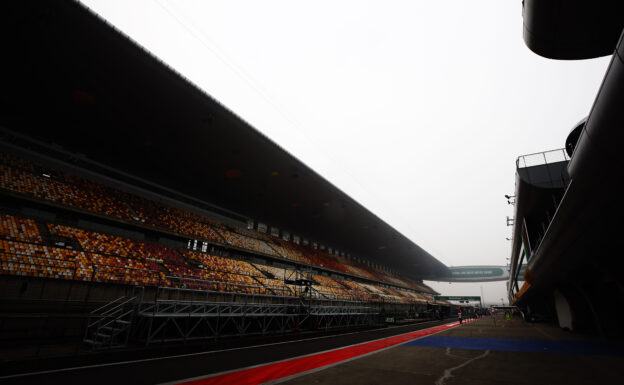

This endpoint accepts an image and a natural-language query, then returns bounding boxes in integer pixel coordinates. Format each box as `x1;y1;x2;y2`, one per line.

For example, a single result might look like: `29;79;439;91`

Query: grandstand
0;0;454;362
0;208;432;303
0;152;438;302
0;153;444;348
1;1;622;384
0;153;452;353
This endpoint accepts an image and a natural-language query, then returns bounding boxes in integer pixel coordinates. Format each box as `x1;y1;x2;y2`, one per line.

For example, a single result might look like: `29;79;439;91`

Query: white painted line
0;320;443;380
159;321;460;385
436;349;490;385
265;323;461;385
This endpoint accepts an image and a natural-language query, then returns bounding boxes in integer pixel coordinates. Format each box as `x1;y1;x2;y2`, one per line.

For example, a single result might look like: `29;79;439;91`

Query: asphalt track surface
0;320;451;385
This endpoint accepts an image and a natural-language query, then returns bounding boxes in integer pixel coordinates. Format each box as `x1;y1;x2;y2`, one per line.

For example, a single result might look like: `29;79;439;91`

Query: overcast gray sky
80;0;611;303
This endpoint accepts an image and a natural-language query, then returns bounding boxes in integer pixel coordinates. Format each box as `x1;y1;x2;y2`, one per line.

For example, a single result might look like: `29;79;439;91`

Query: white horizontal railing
516;148;569;169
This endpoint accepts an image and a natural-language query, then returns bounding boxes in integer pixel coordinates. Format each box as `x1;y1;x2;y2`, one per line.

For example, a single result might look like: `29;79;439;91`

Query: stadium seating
0;211;424;302
253;276;294;296
310;274;355;300
1;251;74;280
127;198;225;244
216;228;278;257
0;214;43;244
0;239;92;280
267;241;309;264
48;222;275;295
0;159;135;221
1;151;437;298
179;250;271;294
182;251;262;278
1;212;426;302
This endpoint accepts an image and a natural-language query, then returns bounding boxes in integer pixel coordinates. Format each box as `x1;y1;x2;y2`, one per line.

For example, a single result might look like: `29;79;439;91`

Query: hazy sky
80;1;611;302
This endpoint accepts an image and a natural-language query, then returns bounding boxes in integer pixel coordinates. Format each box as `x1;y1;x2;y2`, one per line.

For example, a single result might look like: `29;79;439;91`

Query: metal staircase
81;282;380;348
83;295;138;350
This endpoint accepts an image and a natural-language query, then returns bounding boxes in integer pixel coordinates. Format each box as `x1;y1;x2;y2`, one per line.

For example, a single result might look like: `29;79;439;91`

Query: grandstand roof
0;0;449;279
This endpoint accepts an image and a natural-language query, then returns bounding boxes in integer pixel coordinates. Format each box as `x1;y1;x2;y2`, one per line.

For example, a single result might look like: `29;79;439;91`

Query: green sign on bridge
434;296;483;307
434;296;481;301
438;266;509;282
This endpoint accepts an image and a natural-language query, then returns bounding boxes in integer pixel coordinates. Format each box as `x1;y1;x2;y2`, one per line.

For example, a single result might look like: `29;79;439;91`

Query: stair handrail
87;296;137;329
84;296;138;349
90;296;127;315
99;296;137;317
96;308;135;331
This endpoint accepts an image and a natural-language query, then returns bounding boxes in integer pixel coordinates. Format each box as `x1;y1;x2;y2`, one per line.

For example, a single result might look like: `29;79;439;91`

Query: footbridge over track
434;265;525;283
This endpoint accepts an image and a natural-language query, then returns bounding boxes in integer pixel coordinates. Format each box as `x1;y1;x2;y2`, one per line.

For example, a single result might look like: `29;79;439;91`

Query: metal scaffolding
83;274;383;348
134;287;380;345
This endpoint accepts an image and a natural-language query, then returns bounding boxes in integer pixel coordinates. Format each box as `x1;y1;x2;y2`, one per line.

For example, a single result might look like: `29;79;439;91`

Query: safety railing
516;148;569;169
